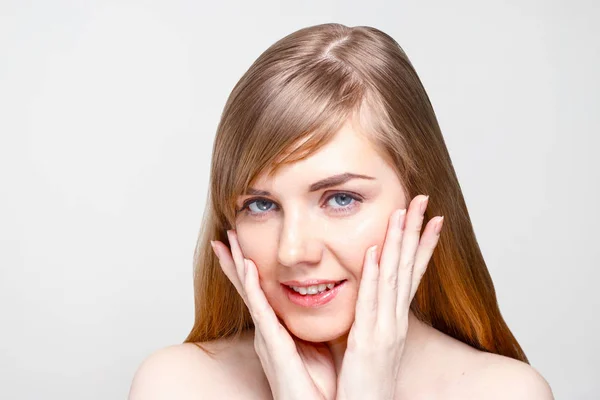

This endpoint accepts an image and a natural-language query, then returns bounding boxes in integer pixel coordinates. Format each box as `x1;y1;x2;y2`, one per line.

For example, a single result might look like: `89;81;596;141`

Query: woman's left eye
326;193;356;208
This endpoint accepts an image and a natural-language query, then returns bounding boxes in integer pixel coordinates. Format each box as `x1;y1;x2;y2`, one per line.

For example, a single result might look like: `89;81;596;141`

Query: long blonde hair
185;23;527;362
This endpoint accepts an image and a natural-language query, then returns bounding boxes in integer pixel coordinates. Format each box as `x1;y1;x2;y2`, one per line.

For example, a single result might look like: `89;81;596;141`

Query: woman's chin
283;316;352;343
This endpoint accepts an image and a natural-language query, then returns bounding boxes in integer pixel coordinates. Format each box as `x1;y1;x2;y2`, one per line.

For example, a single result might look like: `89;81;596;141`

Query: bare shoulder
455;351;554;399
419;326;553;400
128;330;270;400
128;342;216;400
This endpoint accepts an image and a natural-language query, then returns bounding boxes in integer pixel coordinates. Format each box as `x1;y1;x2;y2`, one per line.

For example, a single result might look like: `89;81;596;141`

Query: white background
1;1;598;399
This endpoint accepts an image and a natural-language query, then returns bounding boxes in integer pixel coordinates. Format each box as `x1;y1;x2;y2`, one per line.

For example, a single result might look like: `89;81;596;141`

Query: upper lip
281;279;345;287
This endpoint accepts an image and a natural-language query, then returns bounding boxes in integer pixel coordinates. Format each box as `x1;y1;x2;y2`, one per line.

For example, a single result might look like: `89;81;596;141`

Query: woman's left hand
335;194;444;400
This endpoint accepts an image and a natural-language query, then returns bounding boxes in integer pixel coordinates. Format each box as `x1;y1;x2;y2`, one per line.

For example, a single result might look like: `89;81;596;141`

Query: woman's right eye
245;199;277;215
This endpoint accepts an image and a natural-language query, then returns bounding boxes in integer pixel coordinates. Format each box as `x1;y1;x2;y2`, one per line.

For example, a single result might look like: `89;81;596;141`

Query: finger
227;230;246;285
211;240;245;301
226;234;293;350
244;258;291;351
376;208;406;320
409;216;444;302
354;245;379;332
395;195;429;320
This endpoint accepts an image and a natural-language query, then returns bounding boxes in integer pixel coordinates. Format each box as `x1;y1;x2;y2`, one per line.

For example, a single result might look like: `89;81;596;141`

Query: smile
286;280;344;295
282;280;347;308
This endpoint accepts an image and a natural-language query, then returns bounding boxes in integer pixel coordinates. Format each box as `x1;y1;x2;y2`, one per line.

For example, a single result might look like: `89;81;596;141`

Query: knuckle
413;218;424;232
368;300;378;313
367;272;379;284
400;257;415;270
394;233;404;247
384;273;399;289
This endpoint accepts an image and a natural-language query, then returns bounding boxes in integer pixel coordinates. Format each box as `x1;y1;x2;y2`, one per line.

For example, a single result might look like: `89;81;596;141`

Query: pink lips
282;280;346;308
281;279;341;286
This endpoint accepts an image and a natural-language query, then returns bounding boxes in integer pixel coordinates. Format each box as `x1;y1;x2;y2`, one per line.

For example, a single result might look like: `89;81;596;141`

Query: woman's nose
277;212;322;268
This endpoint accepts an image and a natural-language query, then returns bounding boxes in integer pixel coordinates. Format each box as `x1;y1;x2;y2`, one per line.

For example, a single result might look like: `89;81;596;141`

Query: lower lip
283;281;346;308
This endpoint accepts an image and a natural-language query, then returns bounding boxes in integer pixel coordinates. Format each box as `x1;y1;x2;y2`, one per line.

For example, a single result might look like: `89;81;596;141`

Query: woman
129;23;553;399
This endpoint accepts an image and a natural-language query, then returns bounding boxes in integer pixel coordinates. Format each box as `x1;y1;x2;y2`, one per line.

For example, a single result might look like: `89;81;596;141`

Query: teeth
289;282;338;295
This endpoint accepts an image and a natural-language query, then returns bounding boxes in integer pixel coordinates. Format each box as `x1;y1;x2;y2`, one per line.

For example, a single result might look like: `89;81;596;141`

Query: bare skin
129;118;553;399
129;321;552;399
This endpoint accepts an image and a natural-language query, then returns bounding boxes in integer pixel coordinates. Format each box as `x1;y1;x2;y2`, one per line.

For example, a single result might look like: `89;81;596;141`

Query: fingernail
420;196;430;214
370;245;378;264
210;240;220;260
397;208;406;229
435;216;444;235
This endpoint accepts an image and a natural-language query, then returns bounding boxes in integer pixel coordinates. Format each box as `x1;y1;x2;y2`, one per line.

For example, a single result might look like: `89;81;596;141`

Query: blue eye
326;193;355;208
247;199;276;213
238;191;363;218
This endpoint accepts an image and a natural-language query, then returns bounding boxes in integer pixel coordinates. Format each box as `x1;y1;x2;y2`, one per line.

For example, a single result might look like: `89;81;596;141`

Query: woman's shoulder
438;341;553;399
128;330;269;400
460;351;554;399
420;327;553;399
128;342;216;400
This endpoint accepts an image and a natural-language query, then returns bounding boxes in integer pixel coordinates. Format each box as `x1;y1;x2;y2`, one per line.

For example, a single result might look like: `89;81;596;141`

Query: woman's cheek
236;218;276;257
329;212;389;278
235;223;280;284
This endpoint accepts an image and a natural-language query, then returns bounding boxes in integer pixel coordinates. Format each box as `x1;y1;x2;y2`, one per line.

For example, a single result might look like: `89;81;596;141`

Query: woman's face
235;119;407;342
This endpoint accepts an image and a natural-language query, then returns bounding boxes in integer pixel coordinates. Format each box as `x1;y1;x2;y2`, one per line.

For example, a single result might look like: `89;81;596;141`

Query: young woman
129;23;553;399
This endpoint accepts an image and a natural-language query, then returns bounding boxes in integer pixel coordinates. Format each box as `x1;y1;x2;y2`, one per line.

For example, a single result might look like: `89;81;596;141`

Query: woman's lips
281;279;342;286
282;280;346;308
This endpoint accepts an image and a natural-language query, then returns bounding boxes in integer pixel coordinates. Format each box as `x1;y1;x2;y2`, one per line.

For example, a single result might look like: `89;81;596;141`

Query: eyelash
236;191;364;219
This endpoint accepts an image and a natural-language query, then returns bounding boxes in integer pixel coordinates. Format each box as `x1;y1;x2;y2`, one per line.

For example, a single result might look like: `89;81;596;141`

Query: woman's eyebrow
244;172;375;196
308;172;375;192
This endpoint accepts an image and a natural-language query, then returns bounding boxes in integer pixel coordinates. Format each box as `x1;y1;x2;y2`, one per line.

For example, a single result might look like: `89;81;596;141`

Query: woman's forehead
251;124;384;188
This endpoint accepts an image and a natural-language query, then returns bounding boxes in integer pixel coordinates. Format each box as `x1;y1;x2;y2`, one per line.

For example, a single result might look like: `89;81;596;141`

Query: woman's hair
184;23;528;362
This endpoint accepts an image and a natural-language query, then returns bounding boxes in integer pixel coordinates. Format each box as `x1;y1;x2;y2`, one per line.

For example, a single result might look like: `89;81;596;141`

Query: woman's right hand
210;230;337;400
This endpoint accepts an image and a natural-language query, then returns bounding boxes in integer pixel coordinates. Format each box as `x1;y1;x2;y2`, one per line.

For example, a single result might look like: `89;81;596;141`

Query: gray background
1;0;598;399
